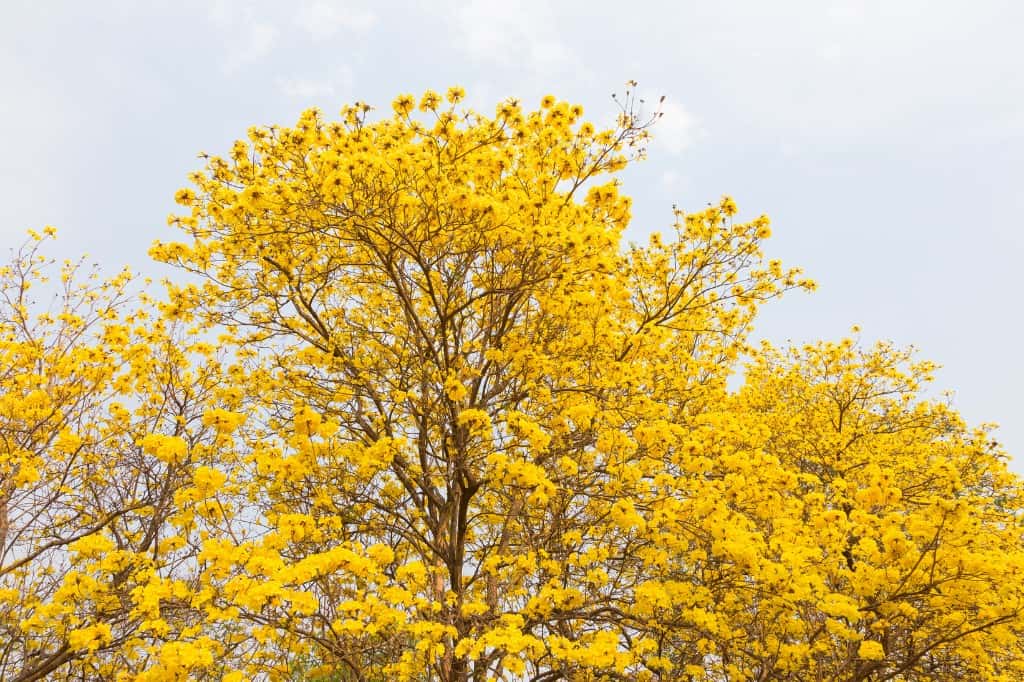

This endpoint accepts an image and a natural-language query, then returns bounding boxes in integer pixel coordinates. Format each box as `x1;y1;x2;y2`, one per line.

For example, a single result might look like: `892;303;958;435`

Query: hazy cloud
659;169;689;194
206;2;280;73
295;1;376;40
277;66;354;99
651;99;702;155
455;0;585;78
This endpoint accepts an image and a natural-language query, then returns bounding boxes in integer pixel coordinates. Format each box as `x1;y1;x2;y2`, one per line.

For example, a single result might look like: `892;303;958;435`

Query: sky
2;0;1021;467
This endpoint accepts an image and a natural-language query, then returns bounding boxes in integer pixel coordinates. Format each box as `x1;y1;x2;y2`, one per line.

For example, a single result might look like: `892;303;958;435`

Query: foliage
0;234;242;680
2;88;1022;681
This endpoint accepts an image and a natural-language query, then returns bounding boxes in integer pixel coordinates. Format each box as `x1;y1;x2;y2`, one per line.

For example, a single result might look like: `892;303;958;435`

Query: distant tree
0;234;240;681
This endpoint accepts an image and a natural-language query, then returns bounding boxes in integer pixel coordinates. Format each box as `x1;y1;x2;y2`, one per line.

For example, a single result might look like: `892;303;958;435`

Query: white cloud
278;78;336;98
651;98;702;155
223;22;278;73
456;0;523;66
278;66;354;99
205;0;236;26
295;1;376;40
455;0;583;77
527;40;576;75
204;1;375;75
205;2;280;74
659;170;689;194
819;43;843;61
826;0;866;23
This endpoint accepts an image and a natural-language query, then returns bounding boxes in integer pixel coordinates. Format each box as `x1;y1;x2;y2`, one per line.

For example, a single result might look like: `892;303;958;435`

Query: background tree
721;340;1024;680
0;233;246;681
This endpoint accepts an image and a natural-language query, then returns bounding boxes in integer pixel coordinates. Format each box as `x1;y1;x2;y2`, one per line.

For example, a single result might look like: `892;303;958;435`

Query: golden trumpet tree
0;234;249;680
723;340;1024;680
3;87;1022;681
150;86;814;681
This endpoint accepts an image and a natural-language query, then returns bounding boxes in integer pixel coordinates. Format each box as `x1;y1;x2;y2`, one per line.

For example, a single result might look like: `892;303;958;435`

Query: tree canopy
2;87;1022;681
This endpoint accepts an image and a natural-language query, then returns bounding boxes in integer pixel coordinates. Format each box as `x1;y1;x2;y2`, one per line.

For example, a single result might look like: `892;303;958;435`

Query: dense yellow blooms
0;235;249;680
3;88;1022;681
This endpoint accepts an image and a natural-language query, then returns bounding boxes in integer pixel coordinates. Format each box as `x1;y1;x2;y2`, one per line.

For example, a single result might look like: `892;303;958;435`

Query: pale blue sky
2;1;1021;466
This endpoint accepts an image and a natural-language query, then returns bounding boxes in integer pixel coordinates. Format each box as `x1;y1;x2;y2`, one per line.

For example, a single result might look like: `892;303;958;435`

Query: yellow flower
419;89;441;111
857;640;885;661
392;93;415;116
446;85;465;103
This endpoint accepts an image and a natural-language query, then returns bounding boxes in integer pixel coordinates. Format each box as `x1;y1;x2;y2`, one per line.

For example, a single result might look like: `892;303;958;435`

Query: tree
0;233;245;680
4;86;1022;681
148;85;814;681
722;340;1024;680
